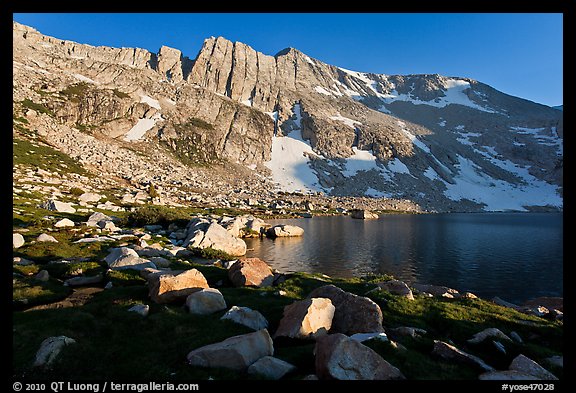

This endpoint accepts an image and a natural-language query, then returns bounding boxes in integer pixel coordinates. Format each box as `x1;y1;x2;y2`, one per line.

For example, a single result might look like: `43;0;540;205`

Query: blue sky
13;13;563;106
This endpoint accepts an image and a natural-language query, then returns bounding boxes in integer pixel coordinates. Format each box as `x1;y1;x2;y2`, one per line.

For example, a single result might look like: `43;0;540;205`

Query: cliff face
12;22;563;212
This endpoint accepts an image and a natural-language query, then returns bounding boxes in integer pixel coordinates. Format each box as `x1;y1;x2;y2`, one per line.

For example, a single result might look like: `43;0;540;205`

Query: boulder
35;270;50;282
308;285;384;335
186;288;227;315
97;220;119;231
78;192;102;203
14;256;34;266
413;283;459;298
389;326;427;338
33;336;77;367
377;279;414;300
509;354;558;380
266;225;304;238
510;331;523;344
274;298;335;339
184;219;247;256
479;370;540;380
105;247;156;271
148;256;171;268
467;328;512;344
315;333;404;380
350;209;378;219
41;199;76;213
187;329;274;370
64;274;103;287
247;356;296;380
228;257;274;287
86;211;113;227
432;340;494;371
13;233;25;248
37;233;58;243
148;268;209;304
128;304;150;317
221;306;269;331
54;218;75;228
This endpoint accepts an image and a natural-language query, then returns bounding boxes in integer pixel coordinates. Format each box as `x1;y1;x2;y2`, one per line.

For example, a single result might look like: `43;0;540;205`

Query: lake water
245;213;563;304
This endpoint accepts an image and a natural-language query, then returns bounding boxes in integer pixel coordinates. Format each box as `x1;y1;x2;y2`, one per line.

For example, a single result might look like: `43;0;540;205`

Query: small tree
148;183;159;198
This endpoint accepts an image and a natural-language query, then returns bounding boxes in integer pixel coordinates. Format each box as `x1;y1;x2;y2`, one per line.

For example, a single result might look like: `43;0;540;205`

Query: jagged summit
12;22;562;212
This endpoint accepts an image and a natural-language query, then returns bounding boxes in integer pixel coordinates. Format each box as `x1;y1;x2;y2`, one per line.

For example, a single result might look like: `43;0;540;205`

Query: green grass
189;247;235;261
123;205;196;228
21;99;54;116
59;82;91;103
12;241;563;380
13;138;88;176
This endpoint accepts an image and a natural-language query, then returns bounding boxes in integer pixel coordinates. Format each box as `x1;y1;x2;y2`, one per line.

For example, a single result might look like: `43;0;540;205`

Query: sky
12;13;563;107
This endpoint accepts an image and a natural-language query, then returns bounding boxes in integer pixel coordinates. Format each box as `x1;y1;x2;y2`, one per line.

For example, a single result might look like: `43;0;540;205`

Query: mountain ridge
12;21;563;212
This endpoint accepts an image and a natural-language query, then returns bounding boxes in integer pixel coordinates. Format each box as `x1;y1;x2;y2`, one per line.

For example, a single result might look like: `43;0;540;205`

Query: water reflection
245;213;563;303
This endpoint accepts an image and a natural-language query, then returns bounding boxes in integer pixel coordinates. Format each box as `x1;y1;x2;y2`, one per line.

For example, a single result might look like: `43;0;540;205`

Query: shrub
124;205;191;228
69;187;85;196
148;183;159;198
189;247;235;261
21;99;54;116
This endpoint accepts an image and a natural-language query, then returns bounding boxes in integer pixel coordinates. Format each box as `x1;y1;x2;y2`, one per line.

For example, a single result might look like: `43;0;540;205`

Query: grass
123;205;196;228
59;82;91;103
21;99;54;116
189;247;235;261
112;89;130;99
12;235;562;380
13;138;88;176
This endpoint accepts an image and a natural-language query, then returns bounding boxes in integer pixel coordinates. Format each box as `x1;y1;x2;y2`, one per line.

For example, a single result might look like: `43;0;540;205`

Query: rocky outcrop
315;333;405;380
54;218;75;228
274;298;335;339
148;268;209;304
308;285;384;335
105;247;156;271
227;257;274;287
37;233;58;243
187;329;274;370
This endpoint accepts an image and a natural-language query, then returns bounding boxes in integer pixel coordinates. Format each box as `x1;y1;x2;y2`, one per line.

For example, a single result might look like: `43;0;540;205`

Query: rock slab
33;336;77;367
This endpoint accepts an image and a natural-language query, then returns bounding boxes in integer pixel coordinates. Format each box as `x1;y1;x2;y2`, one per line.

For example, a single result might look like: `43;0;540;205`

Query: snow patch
423;167;441;181
342;148;382;177
266;111;279;122
73;74;96;84
387;158;410;174
314;86;333;96
140;95;161;110
303;55;315;65
438;119;446;127
365;188;391;198
124;113;163;142
264;104;322;193
397;122;430;153
329;114;361;129
443;155;562;211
